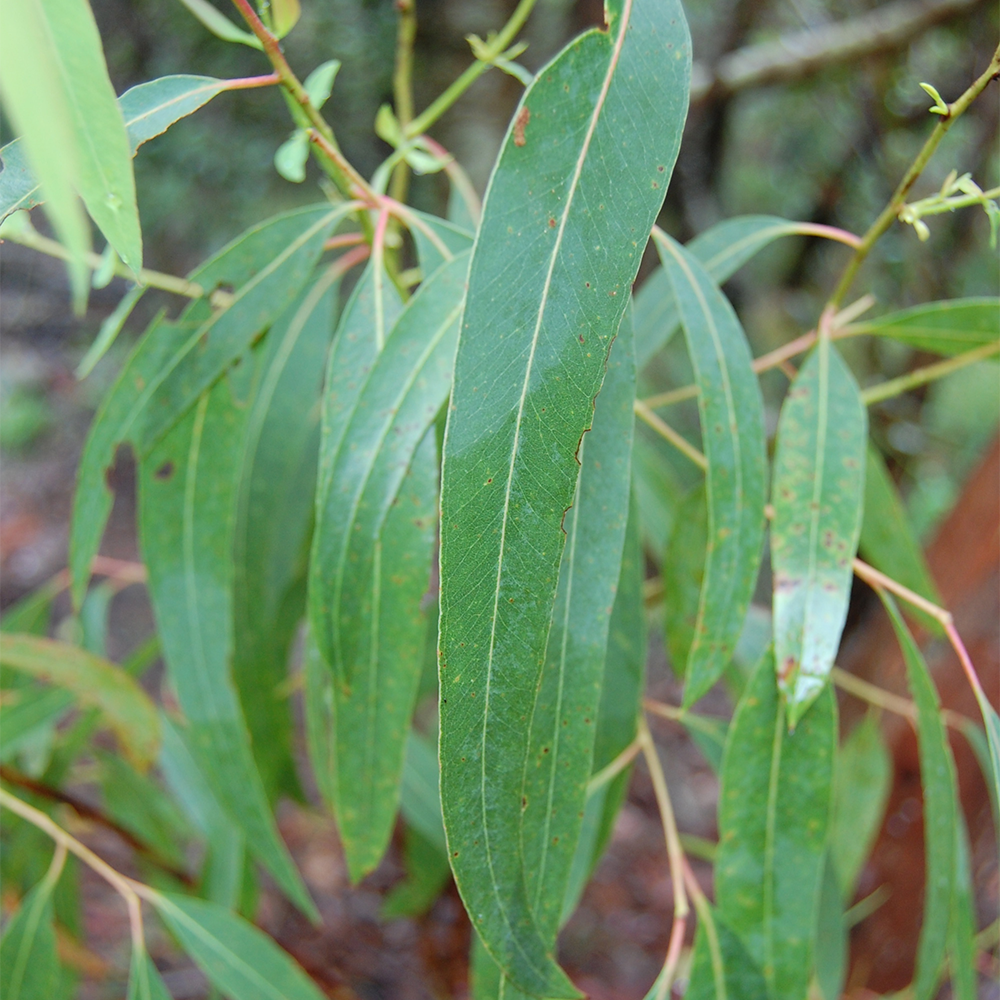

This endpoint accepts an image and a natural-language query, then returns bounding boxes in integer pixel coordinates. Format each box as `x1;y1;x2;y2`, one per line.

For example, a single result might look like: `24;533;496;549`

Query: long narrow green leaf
399;730;447;851
310;252;467;677
0;862;61;1000
232;271;338;800
1;75;227;222
0;633;159;769
70;204;345;607
19;0;140;270
814;854;847;1000
686;906;768;1000
521;312;636;943
0;688;74;762
636;216;831;369
661;483;708;675
847;297;1000;356
631;433;684;561
653;231;767;705
407;208;474;276
0;0;90;303
139;378;315;919
948;812;976;1000
771;339;867;727
177;0;263;48
150;893;326;1000
715;651;836;1000
329;431;438;880
881;594;958;1000
859;446;941;633
438;0;689;988
829;713;891;900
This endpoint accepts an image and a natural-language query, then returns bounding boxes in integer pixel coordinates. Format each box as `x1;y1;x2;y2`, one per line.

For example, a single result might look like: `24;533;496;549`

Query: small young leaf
0;633;159;769
653;231;767;706
771;339;867;726
269;0;300;37
881;593;959;1000
859;446;942;634
715;650;836;1000
847;297;1000;356
274;131;309;183
303;60;340;108
829;713;891;900
150;893;327;1000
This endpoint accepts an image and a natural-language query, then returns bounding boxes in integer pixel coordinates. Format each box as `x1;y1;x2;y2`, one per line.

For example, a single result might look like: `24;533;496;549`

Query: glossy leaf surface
438;0;689;987
715;651;836;1000
771;339;866;726
654;231;767;705
881;594;958;1000
139;380;314;918
0;633;159;769
71;204;344;607
847;297;1000;355
151;893;327;1000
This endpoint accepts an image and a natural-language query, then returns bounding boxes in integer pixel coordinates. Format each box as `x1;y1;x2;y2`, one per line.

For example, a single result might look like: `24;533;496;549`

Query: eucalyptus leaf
438;0;690;988
127;946;174;1000
0;863;61;1000
176;0;263;48
848;297;1000;355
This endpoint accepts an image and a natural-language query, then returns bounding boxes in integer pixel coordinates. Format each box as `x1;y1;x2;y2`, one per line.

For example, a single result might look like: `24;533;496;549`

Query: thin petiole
634;398;707;470
860;341;1000;406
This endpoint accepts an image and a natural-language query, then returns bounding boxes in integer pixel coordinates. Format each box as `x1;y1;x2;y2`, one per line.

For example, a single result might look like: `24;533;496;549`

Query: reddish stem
220;72;281;90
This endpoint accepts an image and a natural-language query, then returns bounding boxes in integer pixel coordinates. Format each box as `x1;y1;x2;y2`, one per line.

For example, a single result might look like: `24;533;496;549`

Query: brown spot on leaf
513;106;530;146
154;461;175;481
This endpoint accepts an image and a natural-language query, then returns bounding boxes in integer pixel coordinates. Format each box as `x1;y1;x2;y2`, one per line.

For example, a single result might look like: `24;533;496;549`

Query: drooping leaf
0;0;90;303
0;633;159;769
771;339;867;726
71;204;346;607
631;433;684;561
859;446;941;633
661;483;707;675
139;378;315;919
0;862;61;1000
438;0;689;987
521;311;636;944
150;892;327;1000
829;713;891;900
948;811;976;1000
127;946;174;1000
653;231;767;706
847;297;1000;356
636;216;830;369
381;827;451;919
327;431;438;881
685;905;768;1000
881;593;959;1000
232;271;339;800
715;650;836;1000
1;74;228;223
814;854;847;1000
310;252;466;677
76;284;146;379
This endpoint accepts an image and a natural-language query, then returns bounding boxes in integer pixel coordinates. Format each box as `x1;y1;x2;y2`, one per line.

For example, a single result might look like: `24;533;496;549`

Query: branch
691;0;983;103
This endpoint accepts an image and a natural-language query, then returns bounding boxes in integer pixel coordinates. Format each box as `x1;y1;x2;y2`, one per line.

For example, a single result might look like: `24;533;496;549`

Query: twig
219;72;281;90
829;667;971;731
860;341;1000;405
389;0;418;205
634;399;708;471
419;135;482;224
638;718;689;1000
691;0;984;104
586;736;641;796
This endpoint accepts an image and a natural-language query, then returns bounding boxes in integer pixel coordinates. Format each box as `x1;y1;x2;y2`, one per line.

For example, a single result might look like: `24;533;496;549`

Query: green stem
404;0;539;138
634;399;708;470
860;341;1000;405
828;44;1000;308
389;0;418;206
906;184;1000;217
229;0;374;203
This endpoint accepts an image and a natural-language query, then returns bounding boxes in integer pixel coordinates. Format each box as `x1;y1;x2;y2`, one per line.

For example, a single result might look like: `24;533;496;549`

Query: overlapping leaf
661;483;708;675
0;633;159;769
636;216;831;368
771;339;866;726
0;859;62;1000
139;377;315;918
685;906;767;1000
715;651;836;1000
881;594;959;1000
1;74;228;222
437;0;689;988
653;231;767;705
127;947;174;1000
71;204;345;607
150;893;327;1000
232;271;339;799
845;297;1000;355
